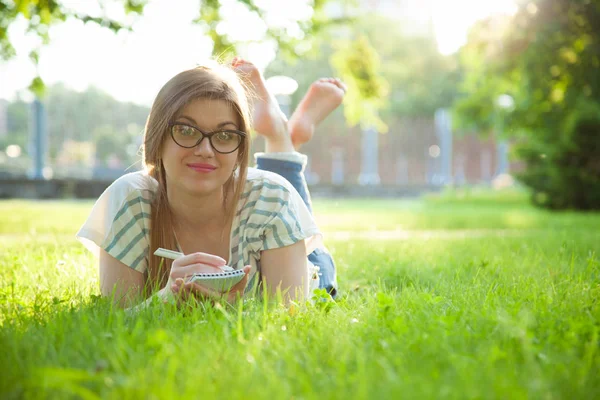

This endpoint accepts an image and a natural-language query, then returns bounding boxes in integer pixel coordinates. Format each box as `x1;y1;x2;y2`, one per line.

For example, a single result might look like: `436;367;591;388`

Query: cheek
225;151;240;170
161;142;186;171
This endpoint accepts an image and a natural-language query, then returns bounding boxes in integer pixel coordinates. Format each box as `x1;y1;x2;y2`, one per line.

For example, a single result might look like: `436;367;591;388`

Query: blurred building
253;116;519;188
286;0;516;188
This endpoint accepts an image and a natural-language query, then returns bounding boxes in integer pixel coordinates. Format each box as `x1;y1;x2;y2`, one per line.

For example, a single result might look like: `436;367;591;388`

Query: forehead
177;98;238;128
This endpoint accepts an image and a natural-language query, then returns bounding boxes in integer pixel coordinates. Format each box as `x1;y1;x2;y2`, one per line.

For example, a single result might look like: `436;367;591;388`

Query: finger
171;263;224;279
183;282;222;300
173;282;192;304
171;277;184;293
229;265;251;292
172;252;226;269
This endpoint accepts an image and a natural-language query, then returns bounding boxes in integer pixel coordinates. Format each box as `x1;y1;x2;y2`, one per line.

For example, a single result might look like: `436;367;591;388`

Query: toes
331;78;347;92
232;57;249;69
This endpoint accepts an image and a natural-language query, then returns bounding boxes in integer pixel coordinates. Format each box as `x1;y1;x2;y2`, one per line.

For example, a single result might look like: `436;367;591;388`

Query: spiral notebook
153;248;245;292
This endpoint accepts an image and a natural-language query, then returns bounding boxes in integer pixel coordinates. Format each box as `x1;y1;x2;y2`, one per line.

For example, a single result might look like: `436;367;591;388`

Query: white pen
153;248;184;260
153;248;235;272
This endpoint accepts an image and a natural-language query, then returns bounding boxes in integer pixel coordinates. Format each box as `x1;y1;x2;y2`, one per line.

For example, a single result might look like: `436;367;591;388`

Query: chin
181;175;225;196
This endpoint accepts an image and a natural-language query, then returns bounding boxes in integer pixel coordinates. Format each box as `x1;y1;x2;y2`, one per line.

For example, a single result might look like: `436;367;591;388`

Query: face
162;98;242;198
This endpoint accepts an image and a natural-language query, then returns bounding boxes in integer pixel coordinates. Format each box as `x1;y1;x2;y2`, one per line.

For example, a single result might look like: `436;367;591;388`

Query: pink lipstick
188;163;217;173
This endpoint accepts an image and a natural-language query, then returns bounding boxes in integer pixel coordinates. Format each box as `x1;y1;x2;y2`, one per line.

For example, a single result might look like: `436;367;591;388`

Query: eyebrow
177;115;238;129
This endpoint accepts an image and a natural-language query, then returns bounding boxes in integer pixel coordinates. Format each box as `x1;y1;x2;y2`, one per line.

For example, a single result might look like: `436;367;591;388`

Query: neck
167;185;226;230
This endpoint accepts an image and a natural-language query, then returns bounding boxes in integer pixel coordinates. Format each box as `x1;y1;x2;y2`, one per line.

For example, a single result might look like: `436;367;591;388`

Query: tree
43;84;148;160
268;13;460;130
453;0;600;209
0;0;343;94
1;87;146;166
331;34;389;132
0;0;145;94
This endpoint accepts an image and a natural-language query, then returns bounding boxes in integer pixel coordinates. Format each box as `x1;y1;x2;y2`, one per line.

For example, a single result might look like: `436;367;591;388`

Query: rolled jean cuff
254;152;307;170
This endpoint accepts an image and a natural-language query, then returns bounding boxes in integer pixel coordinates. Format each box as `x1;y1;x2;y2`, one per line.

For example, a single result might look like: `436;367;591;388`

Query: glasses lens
211;130;242;153
172;124;201;147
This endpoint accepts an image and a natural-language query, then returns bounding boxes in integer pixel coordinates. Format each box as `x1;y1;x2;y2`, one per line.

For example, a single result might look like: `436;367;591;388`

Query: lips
187;163;217;173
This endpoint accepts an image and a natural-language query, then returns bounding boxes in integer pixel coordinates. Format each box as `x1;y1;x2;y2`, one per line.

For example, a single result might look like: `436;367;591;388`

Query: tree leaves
331;35;388;132
454;0;600;136
1;0;147;96
1;0;340;96
454;0;600;209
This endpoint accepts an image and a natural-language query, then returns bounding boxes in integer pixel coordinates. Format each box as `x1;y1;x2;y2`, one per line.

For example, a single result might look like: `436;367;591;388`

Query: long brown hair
142;65;252;288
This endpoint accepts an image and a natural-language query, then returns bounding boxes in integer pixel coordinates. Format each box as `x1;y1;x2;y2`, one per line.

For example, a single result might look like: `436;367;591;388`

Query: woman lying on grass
77;58;345;307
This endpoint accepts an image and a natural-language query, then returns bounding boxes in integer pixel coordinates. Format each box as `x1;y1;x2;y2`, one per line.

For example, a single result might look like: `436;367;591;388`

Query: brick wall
250;116;517;186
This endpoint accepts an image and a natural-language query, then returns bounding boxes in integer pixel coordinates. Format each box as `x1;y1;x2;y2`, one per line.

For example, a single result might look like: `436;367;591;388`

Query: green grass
1;190;599;399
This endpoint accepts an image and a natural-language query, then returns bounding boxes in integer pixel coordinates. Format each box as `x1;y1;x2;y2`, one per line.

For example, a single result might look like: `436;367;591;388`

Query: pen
153;248;184;260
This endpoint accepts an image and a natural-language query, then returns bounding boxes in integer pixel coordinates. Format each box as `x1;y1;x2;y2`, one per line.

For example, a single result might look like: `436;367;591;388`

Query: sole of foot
288;78;346;149
231;57;289;143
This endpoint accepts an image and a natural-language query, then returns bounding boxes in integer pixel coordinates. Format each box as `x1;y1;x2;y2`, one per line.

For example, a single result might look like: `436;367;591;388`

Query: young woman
77;58;346;307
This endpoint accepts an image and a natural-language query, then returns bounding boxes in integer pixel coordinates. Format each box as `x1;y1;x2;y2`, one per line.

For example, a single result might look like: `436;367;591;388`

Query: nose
193;137;215;157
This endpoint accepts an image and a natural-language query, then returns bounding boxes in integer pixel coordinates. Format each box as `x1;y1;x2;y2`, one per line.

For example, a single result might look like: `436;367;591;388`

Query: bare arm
260;240;309;304
99;249;146;308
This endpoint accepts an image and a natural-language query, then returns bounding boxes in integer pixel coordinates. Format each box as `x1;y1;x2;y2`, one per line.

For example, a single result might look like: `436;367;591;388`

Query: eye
214;131;235;141
174;125;197;137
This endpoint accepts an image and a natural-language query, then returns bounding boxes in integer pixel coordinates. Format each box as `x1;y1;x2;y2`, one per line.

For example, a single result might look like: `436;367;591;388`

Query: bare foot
288;78;346;149
231;57;293;153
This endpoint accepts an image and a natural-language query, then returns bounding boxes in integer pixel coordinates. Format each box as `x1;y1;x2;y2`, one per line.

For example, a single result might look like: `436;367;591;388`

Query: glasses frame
168;122;246;154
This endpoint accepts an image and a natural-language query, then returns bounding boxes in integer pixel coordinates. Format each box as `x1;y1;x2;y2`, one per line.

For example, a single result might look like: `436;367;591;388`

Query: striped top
77;168;322;292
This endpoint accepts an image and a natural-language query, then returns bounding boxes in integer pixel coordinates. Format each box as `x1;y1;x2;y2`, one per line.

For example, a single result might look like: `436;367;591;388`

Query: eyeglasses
168;122;246;154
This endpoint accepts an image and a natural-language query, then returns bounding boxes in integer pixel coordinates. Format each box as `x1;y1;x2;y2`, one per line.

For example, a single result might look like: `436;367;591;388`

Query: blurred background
0;0;598;209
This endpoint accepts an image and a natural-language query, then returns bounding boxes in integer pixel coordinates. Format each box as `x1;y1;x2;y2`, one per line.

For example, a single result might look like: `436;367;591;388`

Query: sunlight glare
431;0;518;54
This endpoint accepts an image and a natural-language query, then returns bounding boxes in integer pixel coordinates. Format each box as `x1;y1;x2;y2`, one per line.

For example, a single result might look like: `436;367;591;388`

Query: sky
0;0;517;106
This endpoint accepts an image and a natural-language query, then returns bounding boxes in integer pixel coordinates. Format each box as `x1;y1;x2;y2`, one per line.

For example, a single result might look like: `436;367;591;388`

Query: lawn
0;190;598;399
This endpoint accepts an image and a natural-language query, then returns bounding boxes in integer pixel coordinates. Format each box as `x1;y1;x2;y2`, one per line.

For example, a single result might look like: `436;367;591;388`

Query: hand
171;265;252;305
169;252;226;281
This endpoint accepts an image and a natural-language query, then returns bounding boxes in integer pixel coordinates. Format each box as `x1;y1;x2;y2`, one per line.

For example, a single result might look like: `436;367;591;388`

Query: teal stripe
106;212;150;252
239;196;288;215
116;228;149;260
286;205;303;239
130;248;148;271
254;195;288;207
233;210;302;249
240;184;261;200
246;222;269;230
270;223;285;247
277;205;299;243
113;195;152;223
231;218;248;239
254;209;278;217
240;182;291;200
231;211;277;238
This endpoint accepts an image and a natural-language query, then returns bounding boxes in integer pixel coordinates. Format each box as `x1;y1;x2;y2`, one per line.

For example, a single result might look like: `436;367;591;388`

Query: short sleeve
76;172;155;273
246;175;322;255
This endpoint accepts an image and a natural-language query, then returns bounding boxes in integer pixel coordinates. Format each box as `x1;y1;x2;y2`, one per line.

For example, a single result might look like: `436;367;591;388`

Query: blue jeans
256;156;338;298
